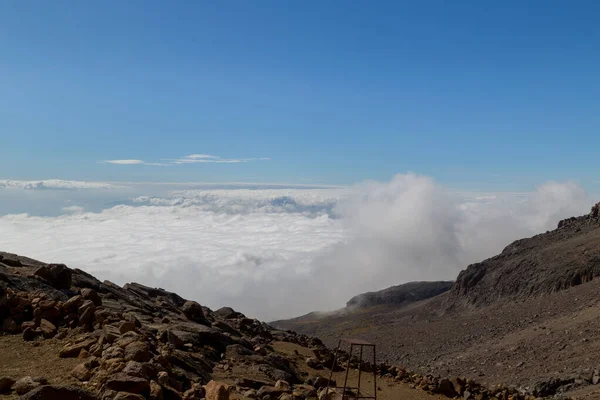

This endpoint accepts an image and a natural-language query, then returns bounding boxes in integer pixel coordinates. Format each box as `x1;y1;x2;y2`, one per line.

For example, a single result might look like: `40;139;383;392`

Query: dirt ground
0;335;84;399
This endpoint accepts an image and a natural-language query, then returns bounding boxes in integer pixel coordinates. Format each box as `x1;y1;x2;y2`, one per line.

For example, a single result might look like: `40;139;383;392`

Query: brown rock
59;338;97;358
62;295;83;313
78;300;96;326
119;321;136;334
150;380;164;400
39;319;56;338
182;301;209;325
102;324;121;343
183;383;205;399
14;376;47;395
157;372;169;385
104;373;150;395
71;363;93;381
124;341;153;362
122;361;159;380
205;380;229;400
81;288;102;306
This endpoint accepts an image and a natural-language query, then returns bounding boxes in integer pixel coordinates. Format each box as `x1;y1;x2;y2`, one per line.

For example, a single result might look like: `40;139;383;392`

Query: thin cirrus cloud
102;154;270;166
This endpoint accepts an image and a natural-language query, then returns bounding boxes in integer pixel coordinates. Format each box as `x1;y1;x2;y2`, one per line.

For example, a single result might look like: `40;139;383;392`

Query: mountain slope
273;202;600;392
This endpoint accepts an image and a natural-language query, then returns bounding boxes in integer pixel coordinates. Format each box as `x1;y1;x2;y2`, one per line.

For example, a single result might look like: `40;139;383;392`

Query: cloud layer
0;179;122;190
0;174;594;320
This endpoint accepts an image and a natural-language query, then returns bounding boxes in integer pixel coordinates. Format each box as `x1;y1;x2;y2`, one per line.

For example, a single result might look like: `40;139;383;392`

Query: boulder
62;295;83;313
122;361;159;380
150;381;163;400
34;264;72;290
214;307;239;319
71;363;93;381
124;341;153;362
119;321;136;334
104;373;150;395
435;378;458;397
19;385;99;400
205;380;229;400
102;324;121;343
39;319;56;338
13;376;48;395
81;288;102;306
182;301;209;325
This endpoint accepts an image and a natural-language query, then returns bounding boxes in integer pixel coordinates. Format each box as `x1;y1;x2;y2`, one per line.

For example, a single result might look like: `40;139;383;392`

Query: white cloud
104;160;144;165
0;175;594;320
0;179;123;190
185;154;220;159
101;154;270;166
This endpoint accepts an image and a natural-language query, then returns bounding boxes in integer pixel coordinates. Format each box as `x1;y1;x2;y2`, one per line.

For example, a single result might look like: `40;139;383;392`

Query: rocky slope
346;281;453;309
1;251;536;400
274;202;600;397
447;202;600;308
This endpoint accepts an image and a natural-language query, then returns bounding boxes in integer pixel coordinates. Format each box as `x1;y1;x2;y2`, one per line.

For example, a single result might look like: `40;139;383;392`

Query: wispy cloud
104;159;145;165
100;154;270;167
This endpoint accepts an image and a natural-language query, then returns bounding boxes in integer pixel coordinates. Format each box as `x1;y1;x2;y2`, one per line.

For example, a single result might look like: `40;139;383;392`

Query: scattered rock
205;380;229;400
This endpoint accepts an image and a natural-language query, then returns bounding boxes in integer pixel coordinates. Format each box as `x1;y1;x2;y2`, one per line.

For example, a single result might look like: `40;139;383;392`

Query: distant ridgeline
345;281;454;308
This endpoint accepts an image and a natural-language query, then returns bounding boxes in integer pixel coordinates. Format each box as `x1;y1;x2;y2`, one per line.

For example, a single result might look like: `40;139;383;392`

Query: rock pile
0;253;339;399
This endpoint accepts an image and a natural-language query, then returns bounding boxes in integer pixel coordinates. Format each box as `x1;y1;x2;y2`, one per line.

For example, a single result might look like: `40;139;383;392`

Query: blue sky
1;1;599;189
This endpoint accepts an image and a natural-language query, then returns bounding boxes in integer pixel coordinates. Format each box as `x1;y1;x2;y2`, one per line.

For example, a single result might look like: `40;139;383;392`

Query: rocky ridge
448;202;600;308
346;281;453;309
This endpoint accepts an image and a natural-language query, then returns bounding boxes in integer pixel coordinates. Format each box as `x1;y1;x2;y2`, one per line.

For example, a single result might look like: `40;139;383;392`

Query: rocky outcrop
346;281;454;308
0;252;337;400
448;202;600;308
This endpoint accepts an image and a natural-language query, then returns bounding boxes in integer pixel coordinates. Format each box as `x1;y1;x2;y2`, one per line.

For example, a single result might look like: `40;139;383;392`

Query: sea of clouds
0;174;594;320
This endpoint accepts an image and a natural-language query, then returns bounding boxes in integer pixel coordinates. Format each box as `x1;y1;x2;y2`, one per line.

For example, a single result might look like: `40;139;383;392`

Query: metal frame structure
324;338;377;399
